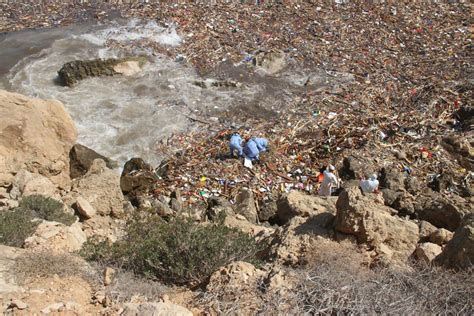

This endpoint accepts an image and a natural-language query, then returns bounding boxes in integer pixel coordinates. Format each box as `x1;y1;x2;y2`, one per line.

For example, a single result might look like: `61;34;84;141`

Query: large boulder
0;90;77;189
435;215;474;270
120;158;158;205
57;57;146;87
276;190;337;225
69;144;116;179
334;187;419;263
68;159;125;218
9;170;57;200
24;221;86;252
414;192;471;231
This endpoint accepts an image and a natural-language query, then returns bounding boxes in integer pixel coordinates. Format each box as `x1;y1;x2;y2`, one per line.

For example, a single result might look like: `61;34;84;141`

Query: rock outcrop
9;170;58;200
435;215;474;270
68;159;125;218
24;221;86;252
0;90;77;189
69;144;116;179
414;242;442;264
120;158;158;205
334;187;419;264
276;190;337;225
57;57;146;87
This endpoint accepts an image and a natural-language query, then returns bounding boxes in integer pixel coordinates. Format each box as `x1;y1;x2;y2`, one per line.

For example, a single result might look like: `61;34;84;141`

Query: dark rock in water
120;158;158;205
69;144;116;179
57;57;146;87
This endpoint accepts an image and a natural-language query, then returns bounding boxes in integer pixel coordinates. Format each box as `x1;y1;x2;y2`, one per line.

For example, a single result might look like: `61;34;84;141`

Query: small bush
19;194;76;225
12;251;93;284
0;208;38;247
81;215;261;286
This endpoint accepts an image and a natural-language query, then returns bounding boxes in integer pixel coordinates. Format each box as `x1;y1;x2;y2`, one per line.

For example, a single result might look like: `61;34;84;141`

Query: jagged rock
235;189;258;223
81;215;125;243
9;170;57;200
57;57;146;87
223;215;274;239
380;167;405;191
268;215;332;265
419;220;438;242
340;156;373;180
120;158;158;205
69;159;125;218
207;197;235;221
74;196;97;219
334;187;419;263
258;200;278;222
276;190;337;225
429;228;454;245
435;215;474;270
0;90;77;189
170;190;182;212
414;242;442;263
24;221;86;252
69;144;116;179
121;302;192;316
414;191;470;231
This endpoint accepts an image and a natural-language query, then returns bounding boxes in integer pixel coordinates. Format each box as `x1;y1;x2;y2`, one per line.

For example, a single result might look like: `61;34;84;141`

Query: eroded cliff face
0;89;77;189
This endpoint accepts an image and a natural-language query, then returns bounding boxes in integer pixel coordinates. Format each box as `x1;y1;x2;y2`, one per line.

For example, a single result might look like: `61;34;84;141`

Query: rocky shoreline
0;1;473;315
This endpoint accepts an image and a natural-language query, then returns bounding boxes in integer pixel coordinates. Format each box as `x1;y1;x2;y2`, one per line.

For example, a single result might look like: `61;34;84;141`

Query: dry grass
105;269;169;303
12;251;98;286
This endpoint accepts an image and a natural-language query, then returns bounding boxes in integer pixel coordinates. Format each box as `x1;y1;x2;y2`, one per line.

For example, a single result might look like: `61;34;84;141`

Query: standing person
318;165;339;196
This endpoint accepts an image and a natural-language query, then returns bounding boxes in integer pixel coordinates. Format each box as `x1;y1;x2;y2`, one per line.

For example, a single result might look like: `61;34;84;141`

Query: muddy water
0;19;345;167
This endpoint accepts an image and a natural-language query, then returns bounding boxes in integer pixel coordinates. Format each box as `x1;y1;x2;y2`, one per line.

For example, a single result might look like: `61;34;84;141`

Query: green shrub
19;194;76;226
0;208;38;247
81;215;261;286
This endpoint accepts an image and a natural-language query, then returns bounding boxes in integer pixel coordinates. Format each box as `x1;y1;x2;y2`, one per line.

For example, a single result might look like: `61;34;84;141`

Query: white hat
328;165;336;171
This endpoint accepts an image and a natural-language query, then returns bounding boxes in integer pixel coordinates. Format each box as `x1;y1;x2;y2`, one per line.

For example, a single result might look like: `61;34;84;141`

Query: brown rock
419;220;438;242
435;215;474;270
276;190;337;225
69;143;116;179
24;221;86;252
74;196;97;219
429;228;454;246
414;242;442;263
334;187;419;263
10;299;28;310
0;90;77;188
235;189;258;223
70;159;125;218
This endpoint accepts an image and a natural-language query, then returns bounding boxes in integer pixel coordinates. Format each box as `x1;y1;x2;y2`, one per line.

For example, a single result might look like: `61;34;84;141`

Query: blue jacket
253;137;268;152
229;134;243;156
243;139;260;160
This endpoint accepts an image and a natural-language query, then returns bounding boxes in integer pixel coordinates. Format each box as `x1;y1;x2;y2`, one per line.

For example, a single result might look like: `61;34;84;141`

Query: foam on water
5;20;259;167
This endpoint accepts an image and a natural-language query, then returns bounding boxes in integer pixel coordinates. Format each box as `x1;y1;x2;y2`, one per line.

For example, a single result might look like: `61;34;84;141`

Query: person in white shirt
318;165;339;196
360;174;379;193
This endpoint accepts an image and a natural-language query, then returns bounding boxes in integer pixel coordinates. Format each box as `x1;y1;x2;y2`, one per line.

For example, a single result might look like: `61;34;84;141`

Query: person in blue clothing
229;133;243;158
243;137;269;161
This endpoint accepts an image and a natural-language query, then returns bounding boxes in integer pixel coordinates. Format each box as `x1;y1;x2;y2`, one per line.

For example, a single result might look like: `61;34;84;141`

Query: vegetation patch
19;194;76;226
0;208;38;247
81;215;261;286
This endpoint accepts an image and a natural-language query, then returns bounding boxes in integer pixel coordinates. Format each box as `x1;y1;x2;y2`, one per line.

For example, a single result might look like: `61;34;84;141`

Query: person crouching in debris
229;133;243;158
243;137;269;161
360;174;379;193
318;165;339;196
